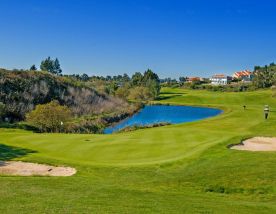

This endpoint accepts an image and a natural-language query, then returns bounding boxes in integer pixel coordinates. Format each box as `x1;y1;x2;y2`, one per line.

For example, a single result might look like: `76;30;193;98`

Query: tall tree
53;58;62;75
80;73;89;81
142;69;160;98
179;76;187;83
122;73;130;82
143;69;159;83
40;57;62;75
131;72;143;86
30;64;37;71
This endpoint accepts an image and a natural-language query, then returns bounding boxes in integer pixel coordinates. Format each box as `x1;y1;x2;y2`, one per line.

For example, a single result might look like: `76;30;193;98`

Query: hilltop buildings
176;69;253;86
209;70;253;85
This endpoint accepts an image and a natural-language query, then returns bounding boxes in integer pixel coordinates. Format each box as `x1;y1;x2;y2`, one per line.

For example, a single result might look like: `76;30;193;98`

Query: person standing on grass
264;105;270;119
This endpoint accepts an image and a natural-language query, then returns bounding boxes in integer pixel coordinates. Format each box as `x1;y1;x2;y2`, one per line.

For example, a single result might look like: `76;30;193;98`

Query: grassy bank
0;88;276;213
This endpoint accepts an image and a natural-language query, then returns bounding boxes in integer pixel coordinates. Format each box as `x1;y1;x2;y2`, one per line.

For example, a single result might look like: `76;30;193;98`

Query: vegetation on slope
0;69;132;121
0;68;143;133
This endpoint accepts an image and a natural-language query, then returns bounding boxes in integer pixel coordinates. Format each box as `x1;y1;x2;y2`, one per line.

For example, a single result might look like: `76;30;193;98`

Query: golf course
0;88;276;213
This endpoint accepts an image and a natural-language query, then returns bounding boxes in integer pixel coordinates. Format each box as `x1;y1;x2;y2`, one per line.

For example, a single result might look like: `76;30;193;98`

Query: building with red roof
232;70;253;82
187;77;201;82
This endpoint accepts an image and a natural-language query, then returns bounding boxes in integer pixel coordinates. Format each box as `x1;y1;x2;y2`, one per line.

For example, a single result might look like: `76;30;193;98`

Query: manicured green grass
0;88;276;213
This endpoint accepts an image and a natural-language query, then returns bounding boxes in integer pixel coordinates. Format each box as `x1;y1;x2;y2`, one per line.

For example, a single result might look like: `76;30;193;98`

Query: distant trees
115;69;161;101
30;64;37;71
143;69;159;83
179;77;187;83
86;69;160;101
40;57;62;75
80;73;89;81
253;63;276;88
131;72;143;86
0;102;5;121
26;101;72;132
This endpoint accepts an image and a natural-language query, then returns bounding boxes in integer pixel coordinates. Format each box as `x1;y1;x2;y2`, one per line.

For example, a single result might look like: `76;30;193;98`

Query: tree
146;79;160;98
179;77;187;83
80;73;89;81
131;72;143;86
142;69;160;98
106;75;112;81
30;64;37;71
115;84;130;99
128;86;152;101
253;64;276;88
40;57;62;75
26;101;72;132
122;73;130;82
143;69;159;83
53;58;62;75
106;82;118;95
0;102;5;121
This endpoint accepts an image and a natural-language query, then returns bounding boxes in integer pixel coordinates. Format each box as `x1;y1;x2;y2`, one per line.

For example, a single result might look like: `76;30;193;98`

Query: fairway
1;88;276;213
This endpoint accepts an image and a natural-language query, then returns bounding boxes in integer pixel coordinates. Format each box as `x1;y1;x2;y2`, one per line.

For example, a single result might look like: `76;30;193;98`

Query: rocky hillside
0;69;132;121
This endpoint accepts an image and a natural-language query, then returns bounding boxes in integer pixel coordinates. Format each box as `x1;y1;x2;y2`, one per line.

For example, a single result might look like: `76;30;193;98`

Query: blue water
104;105;222;134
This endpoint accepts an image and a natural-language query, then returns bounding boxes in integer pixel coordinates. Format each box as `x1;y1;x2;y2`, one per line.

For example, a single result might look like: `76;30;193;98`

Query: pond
104;105;222;134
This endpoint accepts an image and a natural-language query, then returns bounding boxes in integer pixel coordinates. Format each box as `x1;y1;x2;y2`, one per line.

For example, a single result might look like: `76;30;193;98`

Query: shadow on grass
160;91;186;95
0;144;36;161
156;94;182;101
0;123;39;132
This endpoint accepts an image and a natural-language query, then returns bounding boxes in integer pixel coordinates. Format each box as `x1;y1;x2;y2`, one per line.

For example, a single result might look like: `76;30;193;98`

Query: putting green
0;88;276;213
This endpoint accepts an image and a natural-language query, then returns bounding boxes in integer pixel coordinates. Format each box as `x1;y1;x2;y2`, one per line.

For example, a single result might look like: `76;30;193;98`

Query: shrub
128;86;153;101
26;101;72;132
115;85;130;99
0;102;5;121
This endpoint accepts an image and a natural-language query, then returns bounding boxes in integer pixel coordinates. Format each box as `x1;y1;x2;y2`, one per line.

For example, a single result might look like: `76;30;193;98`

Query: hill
0;69;133;122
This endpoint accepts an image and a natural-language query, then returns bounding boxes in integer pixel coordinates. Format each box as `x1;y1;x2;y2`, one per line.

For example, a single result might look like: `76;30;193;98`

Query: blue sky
0;0;275;78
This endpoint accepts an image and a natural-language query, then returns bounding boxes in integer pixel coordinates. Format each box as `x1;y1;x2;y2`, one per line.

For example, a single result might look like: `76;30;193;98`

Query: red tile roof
212;74;226;78
233;70;252;78
187;77;200;81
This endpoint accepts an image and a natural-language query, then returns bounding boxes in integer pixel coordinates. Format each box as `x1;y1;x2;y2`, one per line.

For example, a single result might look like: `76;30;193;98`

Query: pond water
104;105;222;134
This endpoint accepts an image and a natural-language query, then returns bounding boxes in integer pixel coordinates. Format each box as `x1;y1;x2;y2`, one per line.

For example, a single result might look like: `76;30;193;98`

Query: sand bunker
231;137;276;151
0;161;76;176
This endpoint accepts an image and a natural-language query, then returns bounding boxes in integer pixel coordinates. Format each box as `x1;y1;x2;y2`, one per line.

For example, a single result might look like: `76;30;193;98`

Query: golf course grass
0;88;276;213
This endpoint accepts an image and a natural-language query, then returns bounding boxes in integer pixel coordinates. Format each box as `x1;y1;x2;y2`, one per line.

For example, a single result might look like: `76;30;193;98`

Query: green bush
26;101;72;133
0;102;5;121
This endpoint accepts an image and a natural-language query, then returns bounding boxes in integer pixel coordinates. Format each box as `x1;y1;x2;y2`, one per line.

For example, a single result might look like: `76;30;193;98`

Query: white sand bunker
231;137;276;151
0;161;76;176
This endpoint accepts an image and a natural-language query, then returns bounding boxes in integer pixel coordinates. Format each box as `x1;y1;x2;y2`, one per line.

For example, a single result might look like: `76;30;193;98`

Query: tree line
253;63;276;88
28;57;161;101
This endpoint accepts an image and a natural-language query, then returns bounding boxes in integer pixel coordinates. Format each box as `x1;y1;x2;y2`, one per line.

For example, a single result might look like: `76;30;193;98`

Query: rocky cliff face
0;69;131;121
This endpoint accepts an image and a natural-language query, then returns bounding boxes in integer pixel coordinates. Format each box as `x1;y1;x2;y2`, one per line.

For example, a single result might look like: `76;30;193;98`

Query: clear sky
0;0;275;78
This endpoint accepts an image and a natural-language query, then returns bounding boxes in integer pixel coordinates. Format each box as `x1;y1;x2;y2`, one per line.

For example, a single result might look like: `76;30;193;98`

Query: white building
210;74;232;85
